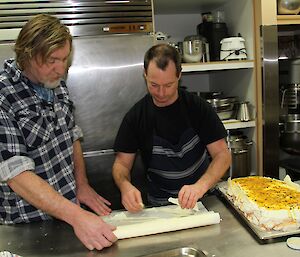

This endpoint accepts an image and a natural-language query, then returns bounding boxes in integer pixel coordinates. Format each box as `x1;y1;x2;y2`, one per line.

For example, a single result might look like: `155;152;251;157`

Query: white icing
227;177;300;231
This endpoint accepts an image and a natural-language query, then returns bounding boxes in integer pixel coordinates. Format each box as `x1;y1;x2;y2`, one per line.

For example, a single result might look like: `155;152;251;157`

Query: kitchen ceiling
153;0;227;14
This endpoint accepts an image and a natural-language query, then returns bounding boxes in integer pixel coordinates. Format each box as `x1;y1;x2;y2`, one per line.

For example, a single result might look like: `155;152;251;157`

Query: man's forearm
73;140;88;186
8;170;84;225
196;149;231;194
112;162;132;191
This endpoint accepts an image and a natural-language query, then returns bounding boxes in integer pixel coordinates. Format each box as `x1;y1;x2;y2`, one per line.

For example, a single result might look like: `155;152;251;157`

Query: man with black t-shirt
112;44;231;212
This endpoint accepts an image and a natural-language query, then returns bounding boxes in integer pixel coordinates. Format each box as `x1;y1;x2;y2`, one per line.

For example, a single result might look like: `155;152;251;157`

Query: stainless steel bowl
217;110;233;120
206;96;237;120
278;0;300;14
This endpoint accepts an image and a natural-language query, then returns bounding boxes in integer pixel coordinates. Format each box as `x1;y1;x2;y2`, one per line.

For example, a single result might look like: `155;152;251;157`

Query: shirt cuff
0;156;35;182
73;125;83;142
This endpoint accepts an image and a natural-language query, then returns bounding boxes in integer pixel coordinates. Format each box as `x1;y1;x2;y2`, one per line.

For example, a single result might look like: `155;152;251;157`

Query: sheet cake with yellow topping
227;175;300;231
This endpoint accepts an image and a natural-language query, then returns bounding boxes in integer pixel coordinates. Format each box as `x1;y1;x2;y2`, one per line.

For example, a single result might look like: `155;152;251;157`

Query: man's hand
178;184;205;209
76;183;112;216
120;182;143;212
7;170;117;250
72;210;117;251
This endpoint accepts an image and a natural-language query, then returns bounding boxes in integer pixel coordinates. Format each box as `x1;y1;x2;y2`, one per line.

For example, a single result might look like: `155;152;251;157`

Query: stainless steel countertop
0;195;298;257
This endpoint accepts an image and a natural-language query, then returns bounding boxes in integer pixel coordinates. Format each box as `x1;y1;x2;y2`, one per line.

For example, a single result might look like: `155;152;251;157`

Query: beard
43;78;61;89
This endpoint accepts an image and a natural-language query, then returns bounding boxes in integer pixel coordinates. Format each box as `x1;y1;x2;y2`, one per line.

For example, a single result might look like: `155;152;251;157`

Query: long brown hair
14;14;72;70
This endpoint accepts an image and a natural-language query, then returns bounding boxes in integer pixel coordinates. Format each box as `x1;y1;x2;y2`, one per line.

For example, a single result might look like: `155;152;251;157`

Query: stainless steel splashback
0;0;153;36
66;34;155;152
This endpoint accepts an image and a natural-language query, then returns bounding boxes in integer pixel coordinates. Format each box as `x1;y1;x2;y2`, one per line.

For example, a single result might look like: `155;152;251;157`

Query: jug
237;101;251;121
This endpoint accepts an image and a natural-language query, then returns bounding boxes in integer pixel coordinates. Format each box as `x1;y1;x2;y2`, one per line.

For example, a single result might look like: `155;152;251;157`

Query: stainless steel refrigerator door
66;34;155;152
261;25;280;177
0;42;14;65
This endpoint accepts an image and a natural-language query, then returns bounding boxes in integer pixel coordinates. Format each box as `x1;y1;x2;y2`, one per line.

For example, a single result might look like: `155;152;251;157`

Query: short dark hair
144;44;182;77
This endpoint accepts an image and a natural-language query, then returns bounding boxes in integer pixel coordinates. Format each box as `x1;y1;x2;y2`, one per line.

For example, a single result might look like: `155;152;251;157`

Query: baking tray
215;181;300;241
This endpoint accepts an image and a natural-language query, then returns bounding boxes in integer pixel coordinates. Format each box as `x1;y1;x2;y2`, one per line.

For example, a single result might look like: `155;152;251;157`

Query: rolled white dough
114;211;220;239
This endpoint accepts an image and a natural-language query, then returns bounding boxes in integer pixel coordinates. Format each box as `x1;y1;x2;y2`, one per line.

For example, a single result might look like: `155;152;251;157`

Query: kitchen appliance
277;0;300;14
280;59;300;112
182;35;209;63
220;36;247;61
197;13;228;61
281;84;300;112
0;0;154;210
279;58;300;155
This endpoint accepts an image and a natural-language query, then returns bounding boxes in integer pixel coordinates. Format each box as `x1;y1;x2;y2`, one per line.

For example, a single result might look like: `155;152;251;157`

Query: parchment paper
103;202;221;239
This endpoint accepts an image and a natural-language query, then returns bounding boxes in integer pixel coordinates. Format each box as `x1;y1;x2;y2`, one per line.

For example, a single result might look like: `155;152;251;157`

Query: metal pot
280;132;300;154
231;148;252;178
228;135;253;150
226;132;253;178
279;114;300;154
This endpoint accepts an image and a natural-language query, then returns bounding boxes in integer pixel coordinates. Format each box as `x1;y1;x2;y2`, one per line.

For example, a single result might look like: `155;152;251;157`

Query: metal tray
216;181;300;241
139;247;208;257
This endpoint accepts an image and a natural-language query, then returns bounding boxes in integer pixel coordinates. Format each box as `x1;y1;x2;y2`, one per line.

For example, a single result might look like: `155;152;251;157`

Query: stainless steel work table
0;195;298;257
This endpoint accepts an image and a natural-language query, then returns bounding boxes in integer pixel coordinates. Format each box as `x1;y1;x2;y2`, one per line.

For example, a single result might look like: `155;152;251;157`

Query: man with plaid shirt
0;14;117;250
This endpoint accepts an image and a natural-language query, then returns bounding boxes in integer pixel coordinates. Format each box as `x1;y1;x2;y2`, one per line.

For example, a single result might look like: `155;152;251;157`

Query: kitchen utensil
237;101;251;121
206;96;237;120
228;133;253;150
214;10;225;23
287;237;300;250
280;114;300;154
289;58;300;84
220;36;247;61
198;91;223;99
281;84;300;110
231;148;252;178
183;35;207;63
155;31;169;40
206;96;236;108
227;131;253;178
277;0;300;14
